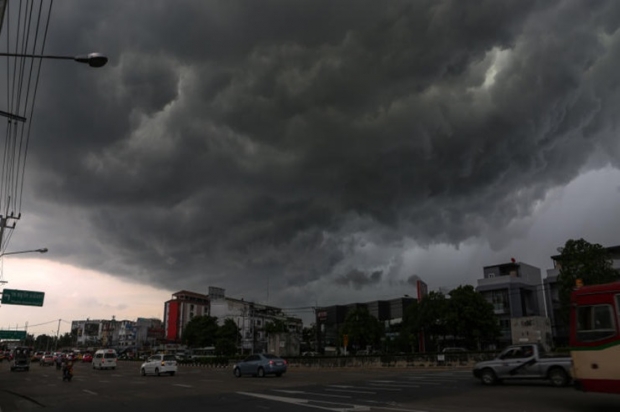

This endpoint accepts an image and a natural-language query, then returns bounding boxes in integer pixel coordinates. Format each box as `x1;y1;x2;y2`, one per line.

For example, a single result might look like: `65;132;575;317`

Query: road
0;361;619;412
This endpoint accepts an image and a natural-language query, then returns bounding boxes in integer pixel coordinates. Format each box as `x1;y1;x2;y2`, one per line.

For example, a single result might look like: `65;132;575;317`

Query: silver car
233;354;287;378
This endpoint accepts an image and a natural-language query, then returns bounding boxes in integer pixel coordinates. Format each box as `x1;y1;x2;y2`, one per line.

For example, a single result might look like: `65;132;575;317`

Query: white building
208;286;302;354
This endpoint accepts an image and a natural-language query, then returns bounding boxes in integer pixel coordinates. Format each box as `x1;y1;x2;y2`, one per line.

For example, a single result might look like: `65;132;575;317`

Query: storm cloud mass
10;0;620;309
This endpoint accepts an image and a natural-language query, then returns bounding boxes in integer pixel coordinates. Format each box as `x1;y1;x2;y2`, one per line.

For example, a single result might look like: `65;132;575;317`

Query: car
140;354;177;376
40;353;55;366
233;354;287;378
82;353;93;363
31;351;45;362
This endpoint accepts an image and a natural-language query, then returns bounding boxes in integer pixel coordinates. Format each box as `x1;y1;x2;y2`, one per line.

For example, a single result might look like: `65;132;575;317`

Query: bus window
576;304;617;342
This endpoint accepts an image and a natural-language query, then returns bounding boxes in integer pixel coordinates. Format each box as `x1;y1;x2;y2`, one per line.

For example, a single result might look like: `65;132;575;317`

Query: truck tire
481;368;498;385
548;367;569;387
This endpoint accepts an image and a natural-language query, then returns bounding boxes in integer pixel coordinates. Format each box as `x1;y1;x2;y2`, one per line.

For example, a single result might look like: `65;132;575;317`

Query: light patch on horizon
0;259;172;337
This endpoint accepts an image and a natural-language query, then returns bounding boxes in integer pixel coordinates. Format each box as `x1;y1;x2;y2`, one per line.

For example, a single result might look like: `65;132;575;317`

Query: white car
140;354;177;376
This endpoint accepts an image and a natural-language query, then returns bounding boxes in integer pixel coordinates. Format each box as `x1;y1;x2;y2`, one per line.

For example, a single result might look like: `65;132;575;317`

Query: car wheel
155;368;160;377
234;368;241;378
141;368;146;376
548;367;569;387
481;368;498;385
257;367;265;378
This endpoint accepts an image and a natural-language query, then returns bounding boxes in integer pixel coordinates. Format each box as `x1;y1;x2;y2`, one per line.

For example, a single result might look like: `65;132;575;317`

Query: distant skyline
1;1;620;336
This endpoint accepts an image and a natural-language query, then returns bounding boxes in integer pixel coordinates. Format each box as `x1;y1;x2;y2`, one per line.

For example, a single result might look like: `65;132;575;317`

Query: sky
1;0;620;337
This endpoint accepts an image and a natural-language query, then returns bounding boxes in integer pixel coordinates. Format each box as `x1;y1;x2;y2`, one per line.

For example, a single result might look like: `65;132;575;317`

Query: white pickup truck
472;344;572;387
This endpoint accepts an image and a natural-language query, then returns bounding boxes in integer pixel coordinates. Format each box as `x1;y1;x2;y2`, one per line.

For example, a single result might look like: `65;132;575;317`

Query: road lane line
325;388;376;394
238;392;370;411
173;384;193;388
272;390;351;399
83;390;97;395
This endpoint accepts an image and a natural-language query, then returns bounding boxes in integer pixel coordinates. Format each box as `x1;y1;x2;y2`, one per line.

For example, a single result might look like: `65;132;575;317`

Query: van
92;349;117;370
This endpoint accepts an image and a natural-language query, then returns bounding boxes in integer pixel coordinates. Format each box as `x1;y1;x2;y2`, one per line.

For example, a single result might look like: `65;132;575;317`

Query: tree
182;316;219;347
398;300;420;352
445;285;499;350
264;319;288;335
302;324;317;351
341;308;383;352
417;292;449;351
215;318;240;356
557;238;620;323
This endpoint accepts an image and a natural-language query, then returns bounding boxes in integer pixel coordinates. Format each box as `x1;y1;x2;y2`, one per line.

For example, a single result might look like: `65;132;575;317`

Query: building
136;318;165;349
544;245;620;347
476;260;546;347
208;286;302;354
511;316;553;352
316;296;417;351
163;290;210;342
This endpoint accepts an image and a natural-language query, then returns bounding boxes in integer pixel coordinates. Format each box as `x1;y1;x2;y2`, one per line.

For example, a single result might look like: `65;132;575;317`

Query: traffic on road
1;359;619;412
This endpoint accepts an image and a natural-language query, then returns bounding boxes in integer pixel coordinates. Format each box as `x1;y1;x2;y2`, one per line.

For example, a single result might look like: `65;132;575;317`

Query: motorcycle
62;363;73;382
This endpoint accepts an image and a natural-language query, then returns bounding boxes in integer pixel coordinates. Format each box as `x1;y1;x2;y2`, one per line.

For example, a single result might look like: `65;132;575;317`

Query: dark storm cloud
13;1;620;303
335;269;383;290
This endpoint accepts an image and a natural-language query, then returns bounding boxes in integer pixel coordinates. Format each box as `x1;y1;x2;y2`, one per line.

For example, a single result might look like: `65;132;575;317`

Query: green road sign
1;288;45;306
0;330;26;339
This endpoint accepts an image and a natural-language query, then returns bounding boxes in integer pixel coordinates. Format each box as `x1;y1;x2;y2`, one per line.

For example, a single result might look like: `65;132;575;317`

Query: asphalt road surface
0;361;619;412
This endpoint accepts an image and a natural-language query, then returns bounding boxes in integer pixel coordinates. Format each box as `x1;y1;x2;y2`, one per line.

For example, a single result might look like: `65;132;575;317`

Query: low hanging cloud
335;269;383;290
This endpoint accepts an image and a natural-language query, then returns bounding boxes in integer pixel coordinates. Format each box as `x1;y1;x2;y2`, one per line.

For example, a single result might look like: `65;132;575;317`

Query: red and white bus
570;281;620;394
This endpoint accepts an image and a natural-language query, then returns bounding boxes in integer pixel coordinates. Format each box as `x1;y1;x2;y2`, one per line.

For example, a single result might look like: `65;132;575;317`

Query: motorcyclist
62;360;73;382
55;354;62;370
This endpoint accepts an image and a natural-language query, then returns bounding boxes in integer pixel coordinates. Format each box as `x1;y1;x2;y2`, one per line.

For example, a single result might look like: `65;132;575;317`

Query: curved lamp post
0;248;48;258
0;248;48;284
0;52;108;67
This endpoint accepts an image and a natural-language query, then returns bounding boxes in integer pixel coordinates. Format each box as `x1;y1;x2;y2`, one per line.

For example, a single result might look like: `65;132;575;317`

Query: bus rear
570;281;620;394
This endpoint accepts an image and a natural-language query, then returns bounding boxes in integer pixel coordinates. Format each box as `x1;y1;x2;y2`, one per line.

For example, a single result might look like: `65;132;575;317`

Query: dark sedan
233;354;287;378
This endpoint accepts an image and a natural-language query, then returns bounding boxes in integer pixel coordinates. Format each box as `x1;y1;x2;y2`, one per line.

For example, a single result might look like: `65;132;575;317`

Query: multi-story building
208;286;302;354
136;317;165;348
72;317;164;350
544;245;620;347
316;296;417;351
163;290;210;342
476;260;545;347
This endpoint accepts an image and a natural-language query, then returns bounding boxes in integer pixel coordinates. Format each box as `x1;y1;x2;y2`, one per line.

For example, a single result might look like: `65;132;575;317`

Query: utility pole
55;319;61;350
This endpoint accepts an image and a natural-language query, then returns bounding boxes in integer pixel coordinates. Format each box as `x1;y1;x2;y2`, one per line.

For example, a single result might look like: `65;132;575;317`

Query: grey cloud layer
19;0;620;303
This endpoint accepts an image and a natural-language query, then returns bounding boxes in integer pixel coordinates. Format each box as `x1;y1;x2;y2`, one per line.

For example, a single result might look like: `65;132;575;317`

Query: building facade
316;297;417;351
476;261;546;346
163;290;210;342
208;286;302;354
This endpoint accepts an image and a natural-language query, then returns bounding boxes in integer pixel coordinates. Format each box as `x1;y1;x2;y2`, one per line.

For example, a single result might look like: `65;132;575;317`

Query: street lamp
0;52;108;68
0;248;48;258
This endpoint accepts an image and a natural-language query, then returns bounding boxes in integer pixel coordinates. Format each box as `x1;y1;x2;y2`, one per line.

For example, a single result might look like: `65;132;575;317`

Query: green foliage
446;285;499;349
398;300;420;351
264;319;288;334
341;307;384;350
557;238;620;323
215;319;240;356
182;316;219;347
418;292;449;348
401;287;499;351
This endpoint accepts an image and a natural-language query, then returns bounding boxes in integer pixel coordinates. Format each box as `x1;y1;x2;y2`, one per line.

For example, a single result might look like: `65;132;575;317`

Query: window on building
576;304;617;342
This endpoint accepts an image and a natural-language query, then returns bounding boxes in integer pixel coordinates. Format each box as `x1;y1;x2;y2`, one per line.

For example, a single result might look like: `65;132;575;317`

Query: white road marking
273;390;351;399
98;380;110;383
83;390;98;395
238;392;370;411
239;392;428;412
325;388;376;394
173;384;193;388
368;383;420;388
